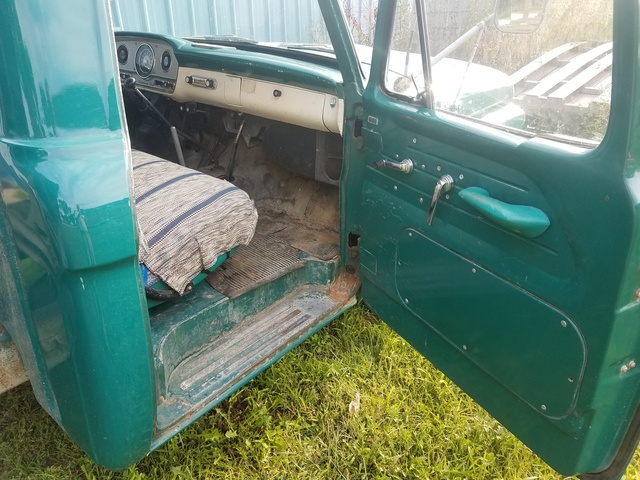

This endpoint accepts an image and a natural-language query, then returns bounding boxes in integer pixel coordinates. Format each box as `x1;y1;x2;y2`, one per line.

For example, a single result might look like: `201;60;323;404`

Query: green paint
0;0;156;469
145;248;235;309
458;186;550;238
352;0;640;476
1;0;640;477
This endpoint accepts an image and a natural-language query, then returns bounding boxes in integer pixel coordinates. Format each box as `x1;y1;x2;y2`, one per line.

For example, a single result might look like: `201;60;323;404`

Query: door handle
427;175;454;225
458;187;550;238
372;158;414;174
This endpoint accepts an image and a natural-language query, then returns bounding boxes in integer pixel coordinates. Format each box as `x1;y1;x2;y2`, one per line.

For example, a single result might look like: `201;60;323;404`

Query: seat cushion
132;150;258;295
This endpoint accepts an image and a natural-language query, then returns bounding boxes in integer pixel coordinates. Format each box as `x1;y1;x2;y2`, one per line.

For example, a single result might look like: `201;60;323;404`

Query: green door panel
357;138;575;286
396;228;584;419
350;0;640;476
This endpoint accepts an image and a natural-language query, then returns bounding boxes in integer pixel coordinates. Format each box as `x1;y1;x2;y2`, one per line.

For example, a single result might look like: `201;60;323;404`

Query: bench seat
131;150;258;303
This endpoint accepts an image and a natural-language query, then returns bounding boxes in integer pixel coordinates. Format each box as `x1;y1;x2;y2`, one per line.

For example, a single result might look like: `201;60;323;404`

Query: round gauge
161;50;171;71
135;44;155;78
117;45;128;64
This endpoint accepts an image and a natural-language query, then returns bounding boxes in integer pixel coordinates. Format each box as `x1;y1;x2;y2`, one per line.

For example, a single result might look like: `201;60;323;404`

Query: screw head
419;198;424;204
437;166;442;171
471;268;477;273
541;404;547;411
621;365;629;374
561;320;567;328
412;138;417;144
459;174;464;180
393;185;398;191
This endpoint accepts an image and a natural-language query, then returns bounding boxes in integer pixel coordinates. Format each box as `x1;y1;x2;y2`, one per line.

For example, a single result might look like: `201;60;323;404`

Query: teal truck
0;0;636;477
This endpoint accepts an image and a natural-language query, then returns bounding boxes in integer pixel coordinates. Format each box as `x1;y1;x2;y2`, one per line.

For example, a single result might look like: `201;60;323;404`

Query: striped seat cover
132;150;258;295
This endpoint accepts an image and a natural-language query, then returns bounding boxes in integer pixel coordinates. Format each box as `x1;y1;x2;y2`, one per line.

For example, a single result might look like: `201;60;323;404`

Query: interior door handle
458;187;550;238
427;175;454;225
372;158;414;174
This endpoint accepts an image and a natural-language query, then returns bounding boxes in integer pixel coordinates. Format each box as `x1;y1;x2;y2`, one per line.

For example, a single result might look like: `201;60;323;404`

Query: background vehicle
1;0;638;478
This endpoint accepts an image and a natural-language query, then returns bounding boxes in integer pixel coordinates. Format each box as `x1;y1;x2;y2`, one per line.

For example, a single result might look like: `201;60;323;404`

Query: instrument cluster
116;38;179;94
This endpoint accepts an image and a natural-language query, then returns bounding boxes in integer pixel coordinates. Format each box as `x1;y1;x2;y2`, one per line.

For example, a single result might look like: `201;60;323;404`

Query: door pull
372;158;414;174
458;187;550;238
427;175;454;225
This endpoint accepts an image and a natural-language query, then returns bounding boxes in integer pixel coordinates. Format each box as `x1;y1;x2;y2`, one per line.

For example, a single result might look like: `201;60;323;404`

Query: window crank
427;175;454;225
372;158;414;174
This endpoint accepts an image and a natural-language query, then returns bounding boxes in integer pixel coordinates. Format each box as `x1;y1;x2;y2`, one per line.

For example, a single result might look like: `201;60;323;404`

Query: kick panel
395;228;586;418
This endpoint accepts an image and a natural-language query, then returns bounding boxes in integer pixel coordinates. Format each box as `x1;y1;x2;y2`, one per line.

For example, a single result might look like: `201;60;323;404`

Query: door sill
151;281;356;448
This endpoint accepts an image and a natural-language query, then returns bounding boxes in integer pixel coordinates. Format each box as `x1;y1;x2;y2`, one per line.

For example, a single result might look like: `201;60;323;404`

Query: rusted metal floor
207;211;339;299
207;230;305;299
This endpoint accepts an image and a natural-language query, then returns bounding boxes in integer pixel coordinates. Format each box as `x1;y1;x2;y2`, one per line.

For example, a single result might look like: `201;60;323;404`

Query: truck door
351;0;640;476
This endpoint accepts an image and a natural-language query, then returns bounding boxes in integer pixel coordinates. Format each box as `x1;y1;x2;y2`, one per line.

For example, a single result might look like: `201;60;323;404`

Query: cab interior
116;32;358;441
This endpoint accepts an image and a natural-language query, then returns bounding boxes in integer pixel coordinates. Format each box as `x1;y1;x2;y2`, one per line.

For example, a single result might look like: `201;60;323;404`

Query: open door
353;0;640;476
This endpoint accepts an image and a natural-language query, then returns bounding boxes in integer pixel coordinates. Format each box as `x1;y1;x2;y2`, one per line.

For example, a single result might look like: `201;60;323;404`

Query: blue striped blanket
132;150;258;294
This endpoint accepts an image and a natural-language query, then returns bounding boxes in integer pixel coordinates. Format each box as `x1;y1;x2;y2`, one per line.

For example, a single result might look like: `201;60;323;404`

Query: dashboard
115;33;344;134
117;37;179;94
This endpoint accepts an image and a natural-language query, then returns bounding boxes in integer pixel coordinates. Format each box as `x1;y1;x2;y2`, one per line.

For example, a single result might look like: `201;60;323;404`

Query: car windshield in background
109;0;334;56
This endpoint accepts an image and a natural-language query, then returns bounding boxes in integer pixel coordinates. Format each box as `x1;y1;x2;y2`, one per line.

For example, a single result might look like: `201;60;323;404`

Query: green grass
1;304;639;479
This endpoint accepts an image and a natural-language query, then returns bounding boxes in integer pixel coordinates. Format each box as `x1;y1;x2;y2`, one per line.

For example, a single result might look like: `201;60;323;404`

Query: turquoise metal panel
0;0;155;469
396;228;584;419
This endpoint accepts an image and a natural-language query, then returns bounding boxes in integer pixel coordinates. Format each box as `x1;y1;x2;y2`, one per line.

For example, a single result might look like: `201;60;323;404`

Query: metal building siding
109;0;325;43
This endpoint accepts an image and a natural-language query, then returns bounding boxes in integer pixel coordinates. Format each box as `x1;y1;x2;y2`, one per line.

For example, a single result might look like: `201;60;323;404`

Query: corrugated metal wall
109;0;326;43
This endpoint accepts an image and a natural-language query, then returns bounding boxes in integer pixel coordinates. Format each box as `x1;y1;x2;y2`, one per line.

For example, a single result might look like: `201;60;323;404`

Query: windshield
110;0;332;52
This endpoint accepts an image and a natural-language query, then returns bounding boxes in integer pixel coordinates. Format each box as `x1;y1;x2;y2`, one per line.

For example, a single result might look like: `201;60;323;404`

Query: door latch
427;175;454;225
372;158;414;174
